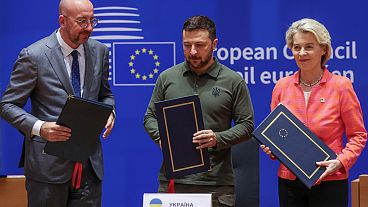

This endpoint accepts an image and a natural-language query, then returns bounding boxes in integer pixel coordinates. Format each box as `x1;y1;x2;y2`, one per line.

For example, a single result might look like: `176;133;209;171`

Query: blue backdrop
1;0;367;206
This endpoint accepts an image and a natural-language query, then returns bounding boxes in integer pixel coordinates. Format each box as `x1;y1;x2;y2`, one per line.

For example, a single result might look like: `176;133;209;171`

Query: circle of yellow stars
128;48;160;81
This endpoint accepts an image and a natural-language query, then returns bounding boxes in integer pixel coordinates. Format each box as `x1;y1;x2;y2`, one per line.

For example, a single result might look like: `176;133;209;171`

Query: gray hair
285;18;332;66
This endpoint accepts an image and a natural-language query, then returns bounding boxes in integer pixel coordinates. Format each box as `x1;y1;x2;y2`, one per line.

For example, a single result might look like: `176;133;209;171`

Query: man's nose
190;45;197;55
85;22;93;32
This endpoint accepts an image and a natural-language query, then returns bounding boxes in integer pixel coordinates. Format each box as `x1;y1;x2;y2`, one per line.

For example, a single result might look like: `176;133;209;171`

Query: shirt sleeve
336;80;367;171
0;48;39;139
270;82;281;111
267;83;282;160
98;45;115;107
143;75;164;145
215;80;255;150
32;120;45;137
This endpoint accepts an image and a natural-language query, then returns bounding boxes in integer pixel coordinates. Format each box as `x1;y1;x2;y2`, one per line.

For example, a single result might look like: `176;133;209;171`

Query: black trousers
278;177;348;207
26;160;102;207
158;180;235;207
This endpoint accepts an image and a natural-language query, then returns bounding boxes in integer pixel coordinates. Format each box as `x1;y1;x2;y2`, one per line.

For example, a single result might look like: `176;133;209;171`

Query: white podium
143;193;212;207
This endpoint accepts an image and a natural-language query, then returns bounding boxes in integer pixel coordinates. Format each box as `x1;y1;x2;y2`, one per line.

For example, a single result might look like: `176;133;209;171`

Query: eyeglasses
63;15;98;29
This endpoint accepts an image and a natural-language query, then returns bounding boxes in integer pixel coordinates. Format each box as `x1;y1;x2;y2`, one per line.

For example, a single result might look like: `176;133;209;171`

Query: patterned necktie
71;50;81;97
70;50;83;189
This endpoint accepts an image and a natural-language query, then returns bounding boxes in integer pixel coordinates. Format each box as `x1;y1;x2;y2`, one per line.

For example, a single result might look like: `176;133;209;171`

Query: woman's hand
315;159;343;184
260;145;276;159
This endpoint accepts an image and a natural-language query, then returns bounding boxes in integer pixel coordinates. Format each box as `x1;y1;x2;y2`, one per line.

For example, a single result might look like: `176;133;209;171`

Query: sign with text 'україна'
143;193;212;207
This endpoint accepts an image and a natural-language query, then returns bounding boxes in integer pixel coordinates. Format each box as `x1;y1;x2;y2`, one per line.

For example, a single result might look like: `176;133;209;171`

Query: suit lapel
45;32;75;95
83;41;96;99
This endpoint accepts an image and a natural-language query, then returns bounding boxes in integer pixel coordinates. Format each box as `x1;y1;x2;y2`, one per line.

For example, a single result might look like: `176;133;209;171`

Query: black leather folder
44;96;113;161
252;104;336;188
155;95;210;179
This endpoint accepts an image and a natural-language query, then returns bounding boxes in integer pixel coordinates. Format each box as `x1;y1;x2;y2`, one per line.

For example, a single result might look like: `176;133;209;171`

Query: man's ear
212;38;218;50
59;15;65;28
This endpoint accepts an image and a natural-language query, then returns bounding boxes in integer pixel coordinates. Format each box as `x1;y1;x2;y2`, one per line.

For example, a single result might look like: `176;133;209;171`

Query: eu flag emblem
112;42;176;86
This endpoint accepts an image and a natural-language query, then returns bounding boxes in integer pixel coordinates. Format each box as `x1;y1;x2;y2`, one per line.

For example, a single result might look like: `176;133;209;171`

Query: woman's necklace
300;73;323;87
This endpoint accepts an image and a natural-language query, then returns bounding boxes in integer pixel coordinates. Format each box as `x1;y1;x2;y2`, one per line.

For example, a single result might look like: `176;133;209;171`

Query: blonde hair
285;18;332;66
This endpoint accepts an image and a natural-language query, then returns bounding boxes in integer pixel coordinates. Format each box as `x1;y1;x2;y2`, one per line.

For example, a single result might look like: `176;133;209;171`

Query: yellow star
148;50;154;55
130;55;136;60
153;55;158;60
141;48;147;53
155;61;160;67
154;68;159;74
130;68;135;74
135;50;140;55
142;75;147;80
128;62;134;67
149;73;154;78
135;73;141;79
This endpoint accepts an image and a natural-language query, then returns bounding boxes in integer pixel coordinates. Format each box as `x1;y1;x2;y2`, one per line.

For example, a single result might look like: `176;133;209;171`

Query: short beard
186;48;213;70
72;33;90;46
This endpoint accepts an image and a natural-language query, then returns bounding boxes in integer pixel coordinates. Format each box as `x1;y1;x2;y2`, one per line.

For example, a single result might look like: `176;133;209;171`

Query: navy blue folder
252;104;336;188
44;96;113;162
155;95;210;179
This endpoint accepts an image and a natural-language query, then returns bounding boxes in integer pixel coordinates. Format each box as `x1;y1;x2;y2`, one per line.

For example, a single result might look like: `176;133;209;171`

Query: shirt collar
56;29;84;57
183;57;220;78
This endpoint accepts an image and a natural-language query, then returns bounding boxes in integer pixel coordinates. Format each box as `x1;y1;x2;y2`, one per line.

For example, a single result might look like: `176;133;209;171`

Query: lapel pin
320;98;325;103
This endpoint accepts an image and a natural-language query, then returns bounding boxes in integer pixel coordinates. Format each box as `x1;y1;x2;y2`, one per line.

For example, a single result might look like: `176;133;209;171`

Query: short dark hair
182;15;217;40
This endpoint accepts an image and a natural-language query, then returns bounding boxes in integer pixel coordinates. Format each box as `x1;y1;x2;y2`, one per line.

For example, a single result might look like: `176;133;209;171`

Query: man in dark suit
0;0;115;206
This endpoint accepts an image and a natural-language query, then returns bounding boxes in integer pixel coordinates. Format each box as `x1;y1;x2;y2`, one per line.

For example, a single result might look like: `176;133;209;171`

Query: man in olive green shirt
144;15;254;207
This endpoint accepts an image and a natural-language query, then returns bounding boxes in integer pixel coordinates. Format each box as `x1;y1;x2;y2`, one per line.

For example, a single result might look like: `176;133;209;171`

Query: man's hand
40;122;71;142
315;159;343;185
193;129;217;149
102;113;115;139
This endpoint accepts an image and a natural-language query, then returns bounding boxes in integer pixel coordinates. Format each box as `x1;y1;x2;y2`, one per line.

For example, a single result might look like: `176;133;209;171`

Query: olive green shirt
144;58;254;185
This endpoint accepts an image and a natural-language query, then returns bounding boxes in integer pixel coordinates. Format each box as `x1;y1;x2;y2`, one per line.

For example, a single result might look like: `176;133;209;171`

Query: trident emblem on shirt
212;87;221;97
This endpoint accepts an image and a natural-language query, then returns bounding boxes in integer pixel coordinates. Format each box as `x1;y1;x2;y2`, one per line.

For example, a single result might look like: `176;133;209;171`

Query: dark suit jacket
0;31;115;184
